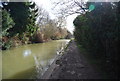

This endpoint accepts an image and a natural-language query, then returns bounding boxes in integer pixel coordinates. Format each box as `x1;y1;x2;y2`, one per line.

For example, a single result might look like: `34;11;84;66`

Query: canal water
1;39;70;79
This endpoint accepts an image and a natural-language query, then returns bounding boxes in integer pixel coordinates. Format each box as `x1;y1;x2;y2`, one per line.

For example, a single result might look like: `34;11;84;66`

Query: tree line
73;2;120;79
0;1;72;50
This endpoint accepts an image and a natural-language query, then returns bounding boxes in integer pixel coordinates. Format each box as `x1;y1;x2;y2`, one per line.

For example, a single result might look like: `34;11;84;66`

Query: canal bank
41;40;103;79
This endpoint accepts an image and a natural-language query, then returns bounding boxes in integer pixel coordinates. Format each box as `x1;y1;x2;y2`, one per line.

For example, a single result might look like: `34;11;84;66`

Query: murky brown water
1;39;70;79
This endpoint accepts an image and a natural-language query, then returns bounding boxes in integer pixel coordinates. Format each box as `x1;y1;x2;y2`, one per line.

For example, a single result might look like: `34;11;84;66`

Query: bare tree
55;16;66;28
37;7;49;24
52;0;88;17
36;6;51;32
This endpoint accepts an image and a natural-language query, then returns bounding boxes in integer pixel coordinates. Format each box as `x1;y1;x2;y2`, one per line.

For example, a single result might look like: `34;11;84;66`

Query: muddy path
42;40;102;79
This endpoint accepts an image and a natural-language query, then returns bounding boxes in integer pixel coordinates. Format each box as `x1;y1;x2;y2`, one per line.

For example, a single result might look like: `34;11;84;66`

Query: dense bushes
73;2;120;78
1;2;39;50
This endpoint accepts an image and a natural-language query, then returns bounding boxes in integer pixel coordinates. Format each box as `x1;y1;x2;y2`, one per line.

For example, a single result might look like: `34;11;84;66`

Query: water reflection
23;50;31;57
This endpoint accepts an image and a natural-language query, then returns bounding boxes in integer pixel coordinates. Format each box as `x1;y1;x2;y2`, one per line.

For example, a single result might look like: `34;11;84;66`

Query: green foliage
2;2;38;37
1;5;15;50
1;2;39;50
26;2;38;37
73;2;120;78
2;9;15;36
3;2;30;36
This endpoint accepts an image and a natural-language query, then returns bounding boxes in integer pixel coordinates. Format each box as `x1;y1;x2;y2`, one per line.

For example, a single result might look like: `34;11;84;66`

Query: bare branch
52;0;87;17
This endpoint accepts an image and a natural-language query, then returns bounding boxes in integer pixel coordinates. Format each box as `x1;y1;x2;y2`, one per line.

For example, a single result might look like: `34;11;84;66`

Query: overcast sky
32;0;79;34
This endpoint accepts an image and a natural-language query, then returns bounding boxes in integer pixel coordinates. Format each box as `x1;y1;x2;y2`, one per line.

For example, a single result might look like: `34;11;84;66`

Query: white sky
32;0;78;34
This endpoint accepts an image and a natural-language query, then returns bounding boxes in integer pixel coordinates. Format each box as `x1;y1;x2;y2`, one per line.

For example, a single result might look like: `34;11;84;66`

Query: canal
1;39;70;79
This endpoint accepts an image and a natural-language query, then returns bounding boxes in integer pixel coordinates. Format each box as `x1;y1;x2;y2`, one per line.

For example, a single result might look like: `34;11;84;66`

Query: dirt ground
42;41;103;79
